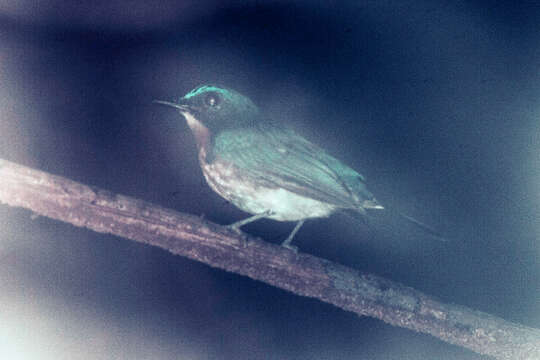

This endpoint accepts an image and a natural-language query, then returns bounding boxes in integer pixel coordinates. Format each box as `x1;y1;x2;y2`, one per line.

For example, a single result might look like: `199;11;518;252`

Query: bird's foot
226;224;248;247
227;210;274;248
226;223;243;234
281;243;298;253
280;220;304;253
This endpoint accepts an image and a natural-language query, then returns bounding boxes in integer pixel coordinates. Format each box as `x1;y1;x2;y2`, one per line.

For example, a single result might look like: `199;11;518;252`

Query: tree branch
0;158;538;359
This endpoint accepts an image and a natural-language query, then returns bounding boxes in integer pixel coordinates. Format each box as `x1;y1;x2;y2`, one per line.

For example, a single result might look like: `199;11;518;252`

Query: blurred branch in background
0;158;538;360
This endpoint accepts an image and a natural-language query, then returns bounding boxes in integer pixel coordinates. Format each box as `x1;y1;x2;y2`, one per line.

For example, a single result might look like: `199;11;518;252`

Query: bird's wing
212;125;375;209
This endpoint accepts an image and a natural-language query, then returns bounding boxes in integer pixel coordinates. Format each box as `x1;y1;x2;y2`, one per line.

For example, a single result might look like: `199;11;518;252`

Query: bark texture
0;158;538;359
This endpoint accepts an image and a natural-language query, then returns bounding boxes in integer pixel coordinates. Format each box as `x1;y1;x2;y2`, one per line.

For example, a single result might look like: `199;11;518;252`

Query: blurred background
0;1;539;359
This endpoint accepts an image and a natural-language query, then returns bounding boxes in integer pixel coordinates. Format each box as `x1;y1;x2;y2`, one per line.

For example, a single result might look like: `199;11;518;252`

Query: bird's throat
182;111;211;154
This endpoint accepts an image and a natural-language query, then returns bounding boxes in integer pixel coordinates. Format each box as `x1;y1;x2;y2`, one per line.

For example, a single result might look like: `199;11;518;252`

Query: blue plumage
154;85;441;250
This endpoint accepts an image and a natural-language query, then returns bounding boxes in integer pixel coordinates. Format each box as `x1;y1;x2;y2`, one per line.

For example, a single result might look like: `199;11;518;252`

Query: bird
154;85;440;251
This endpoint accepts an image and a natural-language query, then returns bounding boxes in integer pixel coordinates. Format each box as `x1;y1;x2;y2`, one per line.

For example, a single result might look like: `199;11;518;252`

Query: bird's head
155;85;260;134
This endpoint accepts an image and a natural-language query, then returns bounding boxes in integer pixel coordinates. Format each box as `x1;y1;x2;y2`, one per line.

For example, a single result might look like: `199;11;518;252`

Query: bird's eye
204;93;221;107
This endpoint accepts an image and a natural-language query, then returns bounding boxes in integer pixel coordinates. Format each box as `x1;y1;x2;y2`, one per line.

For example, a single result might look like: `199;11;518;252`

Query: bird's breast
199;156;337;221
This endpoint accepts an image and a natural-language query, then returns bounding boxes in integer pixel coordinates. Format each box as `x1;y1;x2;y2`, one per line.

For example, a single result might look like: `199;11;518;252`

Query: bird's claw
226;223;243;234
281;243;298;253
226;224;248;247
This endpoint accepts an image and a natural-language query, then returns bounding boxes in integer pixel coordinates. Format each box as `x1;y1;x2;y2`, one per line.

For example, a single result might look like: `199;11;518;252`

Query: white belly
201;160;336;221
234;186;336;221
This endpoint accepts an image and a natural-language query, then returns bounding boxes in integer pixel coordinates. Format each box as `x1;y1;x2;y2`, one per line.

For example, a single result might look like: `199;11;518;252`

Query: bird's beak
153;99;209;148
152;100;192;112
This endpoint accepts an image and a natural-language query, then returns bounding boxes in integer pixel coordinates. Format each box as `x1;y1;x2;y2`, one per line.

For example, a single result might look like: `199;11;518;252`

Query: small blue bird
155;85;439;250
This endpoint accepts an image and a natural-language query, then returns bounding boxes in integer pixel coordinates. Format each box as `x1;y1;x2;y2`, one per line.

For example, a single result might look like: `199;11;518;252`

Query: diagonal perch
0;158;538;360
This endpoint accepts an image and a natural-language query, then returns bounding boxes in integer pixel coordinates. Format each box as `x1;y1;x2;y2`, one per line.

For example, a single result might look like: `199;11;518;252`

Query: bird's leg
281;220;305;252
228;210;274;231
227;210;274;247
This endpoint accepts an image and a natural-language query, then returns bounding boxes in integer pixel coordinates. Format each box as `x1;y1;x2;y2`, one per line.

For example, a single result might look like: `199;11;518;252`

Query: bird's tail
344;200;447;242
393;209;447;242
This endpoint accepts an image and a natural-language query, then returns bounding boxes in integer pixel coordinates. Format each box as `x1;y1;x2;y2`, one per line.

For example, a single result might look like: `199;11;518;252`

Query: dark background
0;1;538;359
